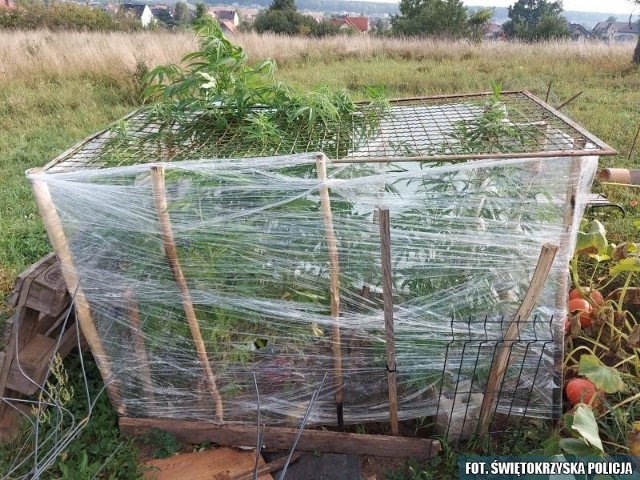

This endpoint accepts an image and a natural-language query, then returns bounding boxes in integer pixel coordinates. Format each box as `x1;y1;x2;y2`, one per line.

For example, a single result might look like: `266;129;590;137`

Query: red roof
329;15;369;33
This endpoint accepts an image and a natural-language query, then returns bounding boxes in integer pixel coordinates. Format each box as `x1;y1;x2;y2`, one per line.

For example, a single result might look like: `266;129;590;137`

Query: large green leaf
575;220;608;256
559;438;601;456
578;354;625;393
570;405;604;453
610;257;640;276
542;433;562;455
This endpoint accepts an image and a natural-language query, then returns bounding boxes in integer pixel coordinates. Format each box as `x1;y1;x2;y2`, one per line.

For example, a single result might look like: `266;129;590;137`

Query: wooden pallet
0;253;79;440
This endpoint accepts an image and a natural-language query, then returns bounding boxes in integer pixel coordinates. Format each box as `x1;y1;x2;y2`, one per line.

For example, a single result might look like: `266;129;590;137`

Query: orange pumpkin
568;297;593;328
565;377;598;406
569;288;604;307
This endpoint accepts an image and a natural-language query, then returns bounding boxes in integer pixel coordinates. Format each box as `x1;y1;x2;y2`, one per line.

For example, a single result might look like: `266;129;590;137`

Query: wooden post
552;145;585;419
315;154;344;431
555;142;584;310
378;206;399;436
124;289;155;408
150;165;224;422
26;168;125;415
477;243;558;435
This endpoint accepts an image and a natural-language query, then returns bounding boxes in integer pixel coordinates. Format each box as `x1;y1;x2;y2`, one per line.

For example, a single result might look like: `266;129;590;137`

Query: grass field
1;29;639;478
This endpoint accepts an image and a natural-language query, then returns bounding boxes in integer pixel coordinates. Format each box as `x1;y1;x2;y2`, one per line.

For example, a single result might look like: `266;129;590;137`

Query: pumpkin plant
563;218;640;454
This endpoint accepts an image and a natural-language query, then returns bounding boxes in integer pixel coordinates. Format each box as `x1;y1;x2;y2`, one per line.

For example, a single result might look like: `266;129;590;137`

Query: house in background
568;23;594;41
119;3;155;28
209;8;239;27
102;3;119;15
329;14;369;33
593;21;640;42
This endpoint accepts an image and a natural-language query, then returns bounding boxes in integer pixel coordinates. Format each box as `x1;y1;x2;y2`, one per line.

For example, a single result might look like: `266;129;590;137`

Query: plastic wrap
28;152;598;427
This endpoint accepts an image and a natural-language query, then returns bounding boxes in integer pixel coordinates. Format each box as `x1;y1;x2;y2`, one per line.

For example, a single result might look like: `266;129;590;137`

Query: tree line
0;0;580;38
256;0;572;40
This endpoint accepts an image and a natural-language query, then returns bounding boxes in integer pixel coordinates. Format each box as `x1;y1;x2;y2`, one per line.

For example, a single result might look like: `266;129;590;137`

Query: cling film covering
28;153;597;425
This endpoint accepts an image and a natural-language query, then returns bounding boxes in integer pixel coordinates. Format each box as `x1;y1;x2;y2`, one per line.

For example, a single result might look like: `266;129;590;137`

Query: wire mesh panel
43;91;615;173
432;315;557;444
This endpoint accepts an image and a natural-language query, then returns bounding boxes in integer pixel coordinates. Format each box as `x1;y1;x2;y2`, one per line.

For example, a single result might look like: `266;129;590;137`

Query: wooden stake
477;243;558;435
555;91;583;111
315;154;344;431
378;206;399;436
555;150;582;310
124;289;155;408
26;168;125;415
149;165;224;422
628;124;640;161
544;81;552;104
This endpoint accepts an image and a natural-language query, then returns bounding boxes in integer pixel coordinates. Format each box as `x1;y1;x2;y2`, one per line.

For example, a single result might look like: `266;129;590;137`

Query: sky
463;1;638;15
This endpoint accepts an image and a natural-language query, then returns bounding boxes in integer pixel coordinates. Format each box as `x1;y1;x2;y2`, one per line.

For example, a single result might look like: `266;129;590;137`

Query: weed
102;19;387;165
143;428;181;459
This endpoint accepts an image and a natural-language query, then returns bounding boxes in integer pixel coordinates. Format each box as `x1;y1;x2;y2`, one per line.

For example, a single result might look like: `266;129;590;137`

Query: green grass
0;74;137;311
1;30;639;478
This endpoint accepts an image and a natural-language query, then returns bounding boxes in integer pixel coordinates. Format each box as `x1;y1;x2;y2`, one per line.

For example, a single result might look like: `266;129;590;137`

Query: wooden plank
142;448;273;480
330;149;616;165
125;290;155;407
477;243;558;435
25;262;69;317
0;306;40;415
6;333;56;395
378;206;398;436
7;322;78;395
27;168;125;415
1;315;15;348
150;165;223;422
315;154;344;430
120;417;441;460
6;253;56;309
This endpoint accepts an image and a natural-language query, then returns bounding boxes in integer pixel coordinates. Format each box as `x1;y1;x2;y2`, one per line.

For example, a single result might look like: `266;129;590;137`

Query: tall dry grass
1;29;635;81
238;31;634;68
0;30;196;80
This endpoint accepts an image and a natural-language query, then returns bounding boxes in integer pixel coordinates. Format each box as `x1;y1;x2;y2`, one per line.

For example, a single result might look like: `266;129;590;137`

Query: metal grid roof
44;90;616;173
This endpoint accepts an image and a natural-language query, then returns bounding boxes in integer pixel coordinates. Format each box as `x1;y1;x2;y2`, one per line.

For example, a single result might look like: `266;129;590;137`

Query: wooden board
6;253;57;309
6;323;78;396
24;262;69;317
1;315;15;348
121;418;441;460
143;448;273;480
